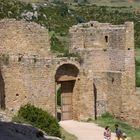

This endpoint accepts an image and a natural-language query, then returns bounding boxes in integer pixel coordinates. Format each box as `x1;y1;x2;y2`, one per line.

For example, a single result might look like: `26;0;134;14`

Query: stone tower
69;21;137;124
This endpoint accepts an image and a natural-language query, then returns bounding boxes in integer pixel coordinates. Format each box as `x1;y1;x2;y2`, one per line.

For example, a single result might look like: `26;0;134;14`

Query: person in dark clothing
115;124;123;140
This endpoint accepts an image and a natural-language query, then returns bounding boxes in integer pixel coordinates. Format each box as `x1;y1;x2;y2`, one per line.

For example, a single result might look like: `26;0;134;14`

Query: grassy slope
20;0;140;7
92;113;140;140
61;128;78;140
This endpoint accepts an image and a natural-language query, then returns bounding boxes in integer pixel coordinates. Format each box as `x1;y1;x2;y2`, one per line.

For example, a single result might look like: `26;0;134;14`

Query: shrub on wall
14;104;61;137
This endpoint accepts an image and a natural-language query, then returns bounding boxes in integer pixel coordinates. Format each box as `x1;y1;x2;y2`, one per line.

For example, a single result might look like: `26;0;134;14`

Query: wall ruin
0;19;139;127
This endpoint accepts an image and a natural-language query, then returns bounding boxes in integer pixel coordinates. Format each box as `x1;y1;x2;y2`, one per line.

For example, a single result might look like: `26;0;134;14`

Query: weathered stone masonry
0;19;139;127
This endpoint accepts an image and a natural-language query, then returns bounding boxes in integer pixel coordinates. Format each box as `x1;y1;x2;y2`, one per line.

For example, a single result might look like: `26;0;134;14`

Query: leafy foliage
14;104;61;137
136;55;140;87
50;33;68;53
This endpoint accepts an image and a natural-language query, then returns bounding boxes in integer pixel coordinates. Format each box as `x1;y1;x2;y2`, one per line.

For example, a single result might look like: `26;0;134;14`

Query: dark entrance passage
55;64;79;120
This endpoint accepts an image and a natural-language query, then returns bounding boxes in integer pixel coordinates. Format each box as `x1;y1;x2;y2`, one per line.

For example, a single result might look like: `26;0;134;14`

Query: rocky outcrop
0;122;62;140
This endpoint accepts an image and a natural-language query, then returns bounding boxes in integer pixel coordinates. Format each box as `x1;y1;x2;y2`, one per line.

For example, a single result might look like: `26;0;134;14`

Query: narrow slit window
112;78;114;84
18;57;22;62
105;36;108;43
18;54;23;62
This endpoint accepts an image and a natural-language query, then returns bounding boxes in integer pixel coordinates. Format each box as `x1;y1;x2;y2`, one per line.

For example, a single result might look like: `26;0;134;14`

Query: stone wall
0;19;54;114
0;19;139;127
0;19;80;116
0;19;50;57
69;21;139;127
93;72;108;117
1;57;55;114
0;53;81;115
69;21;132;51
106;72;122;117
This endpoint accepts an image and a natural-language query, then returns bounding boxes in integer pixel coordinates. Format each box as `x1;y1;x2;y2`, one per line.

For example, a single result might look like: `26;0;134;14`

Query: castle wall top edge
70;21;133;31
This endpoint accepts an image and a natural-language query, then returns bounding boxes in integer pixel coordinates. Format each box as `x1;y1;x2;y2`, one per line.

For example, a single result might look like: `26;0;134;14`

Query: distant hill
19;0;140;7
19;0;139;3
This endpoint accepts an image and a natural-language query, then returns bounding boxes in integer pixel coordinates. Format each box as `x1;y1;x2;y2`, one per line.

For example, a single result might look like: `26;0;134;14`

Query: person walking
115;124;123;140
104;126;111;140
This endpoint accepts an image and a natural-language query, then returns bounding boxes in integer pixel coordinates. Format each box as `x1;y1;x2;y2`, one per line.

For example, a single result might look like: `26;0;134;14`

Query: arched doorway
55;64;79;120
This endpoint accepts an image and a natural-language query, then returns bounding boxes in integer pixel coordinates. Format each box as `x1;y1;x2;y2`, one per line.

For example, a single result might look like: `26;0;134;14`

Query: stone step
0;110;13;122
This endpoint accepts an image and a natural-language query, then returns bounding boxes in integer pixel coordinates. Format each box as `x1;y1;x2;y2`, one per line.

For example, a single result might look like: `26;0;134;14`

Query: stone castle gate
55;64;79;120
0;19;139;127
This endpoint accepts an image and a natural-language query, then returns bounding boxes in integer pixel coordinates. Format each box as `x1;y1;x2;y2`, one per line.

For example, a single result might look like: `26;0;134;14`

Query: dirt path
60;120;116;140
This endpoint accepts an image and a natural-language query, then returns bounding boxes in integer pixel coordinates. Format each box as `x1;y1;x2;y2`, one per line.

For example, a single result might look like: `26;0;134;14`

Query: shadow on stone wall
0;70;5;109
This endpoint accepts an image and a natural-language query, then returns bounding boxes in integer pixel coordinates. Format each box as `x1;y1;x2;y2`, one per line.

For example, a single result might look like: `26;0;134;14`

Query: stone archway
55;64;79;120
